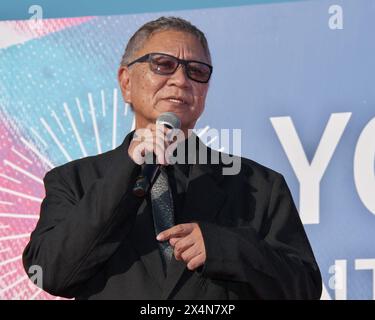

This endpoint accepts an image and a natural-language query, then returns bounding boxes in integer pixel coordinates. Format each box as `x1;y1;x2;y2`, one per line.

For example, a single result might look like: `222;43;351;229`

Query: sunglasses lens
150;54;178;74
187;62;211;83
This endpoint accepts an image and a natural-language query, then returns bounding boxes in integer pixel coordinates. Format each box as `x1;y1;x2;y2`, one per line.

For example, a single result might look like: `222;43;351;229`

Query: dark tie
151;166;175;275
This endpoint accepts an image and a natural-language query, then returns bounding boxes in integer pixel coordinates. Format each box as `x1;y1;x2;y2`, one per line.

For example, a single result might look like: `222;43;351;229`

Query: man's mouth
164;97;187;105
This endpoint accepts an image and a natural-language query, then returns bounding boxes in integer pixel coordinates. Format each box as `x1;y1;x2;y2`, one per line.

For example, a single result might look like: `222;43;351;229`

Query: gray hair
120;16;211;67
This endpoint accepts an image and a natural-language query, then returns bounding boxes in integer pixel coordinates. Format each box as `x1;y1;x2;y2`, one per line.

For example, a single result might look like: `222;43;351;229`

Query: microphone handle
132;153;160;197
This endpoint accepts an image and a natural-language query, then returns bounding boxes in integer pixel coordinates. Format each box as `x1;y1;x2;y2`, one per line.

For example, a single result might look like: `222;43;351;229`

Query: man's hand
156;223;206;271
128;123;172;165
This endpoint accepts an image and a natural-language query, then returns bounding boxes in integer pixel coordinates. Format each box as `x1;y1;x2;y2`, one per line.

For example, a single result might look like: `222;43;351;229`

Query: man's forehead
135;30;209;62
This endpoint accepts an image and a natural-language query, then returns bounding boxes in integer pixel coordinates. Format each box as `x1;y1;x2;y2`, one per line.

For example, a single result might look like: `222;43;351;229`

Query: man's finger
156;223;193;241
187;253;205;271
172;236;195;260
180;243;200;263
168;236;183;247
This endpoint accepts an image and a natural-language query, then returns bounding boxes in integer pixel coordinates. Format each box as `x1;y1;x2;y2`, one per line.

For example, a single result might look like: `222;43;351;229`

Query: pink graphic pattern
0;116;55;299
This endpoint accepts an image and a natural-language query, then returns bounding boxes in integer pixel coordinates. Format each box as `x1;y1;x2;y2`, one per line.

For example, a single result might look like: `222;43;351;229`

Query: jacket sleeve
197;174;322;299
22;152;143;298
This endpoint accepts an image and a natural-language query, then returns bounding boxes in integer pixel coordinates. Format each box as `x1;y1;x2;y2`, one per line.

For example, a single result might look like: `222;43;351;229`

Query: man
23;16;322;299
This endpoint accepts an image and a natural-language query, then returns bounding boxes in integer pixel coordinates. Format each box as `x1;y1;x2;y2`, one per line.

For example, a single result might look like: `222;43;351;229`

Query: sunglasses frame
127;52;213;83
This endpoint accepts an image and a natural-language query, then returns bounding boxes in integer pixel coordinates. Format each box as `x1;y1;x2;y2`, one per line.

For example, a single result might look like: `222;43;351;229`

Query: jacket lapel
116;131;166;291
131;198;166;291
161;161;227;299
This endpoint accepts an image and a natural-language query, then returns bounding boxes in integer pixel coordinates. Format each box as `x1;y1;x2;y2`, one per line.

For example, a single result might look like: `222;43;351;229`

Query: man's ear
118;67;132;103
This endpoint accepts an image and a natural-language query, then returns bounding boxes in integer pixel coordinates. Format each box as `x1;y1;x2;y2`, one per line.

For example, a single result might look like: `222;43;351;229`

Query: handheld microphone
132;112;181;197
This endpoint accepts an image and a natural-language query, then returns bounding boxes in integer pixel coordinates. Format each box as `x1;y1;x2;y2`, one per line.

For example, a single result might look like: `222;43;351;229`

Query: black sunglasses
127;52;213;83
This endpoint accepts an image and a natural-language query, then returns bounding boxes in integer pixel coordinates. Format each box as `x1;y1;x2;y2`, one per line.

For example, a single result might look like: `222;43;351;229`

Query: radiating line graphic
11;147;33;164
0;269;16;280
131;117;136;131
40;117;73;162
112;89;118;150
30;127;48;148
51;110;66;135
0;275;29;296
63;102;88;157
3;160;44;185
20;138;55;169
0;256;22;268
0;213;40;219
0;201;14;206
0;174;21;184
88;93;102;154
75;97;85;123
0;187;43;203
0;233;30;241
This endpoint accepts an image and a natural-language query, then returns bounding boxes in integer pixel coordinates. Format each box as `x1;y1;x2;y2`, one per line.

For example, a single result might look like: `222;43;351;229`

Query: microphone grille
156;112;181;129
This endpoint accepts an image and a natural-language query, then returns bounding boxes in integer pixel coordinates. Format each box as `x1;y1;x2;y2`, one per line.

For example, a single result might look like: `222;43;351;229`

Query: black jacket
23;131;322;299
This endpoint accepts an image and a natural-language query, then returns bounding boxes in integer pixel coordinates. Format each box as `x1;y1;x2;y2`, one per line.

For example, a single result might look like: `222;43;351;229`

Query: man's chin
154;108;187;121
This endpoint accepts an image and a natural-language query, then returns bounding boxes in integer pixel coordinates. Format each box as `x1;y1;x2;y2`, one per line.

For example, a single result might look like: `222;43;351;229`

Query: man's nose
167;64;191;87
